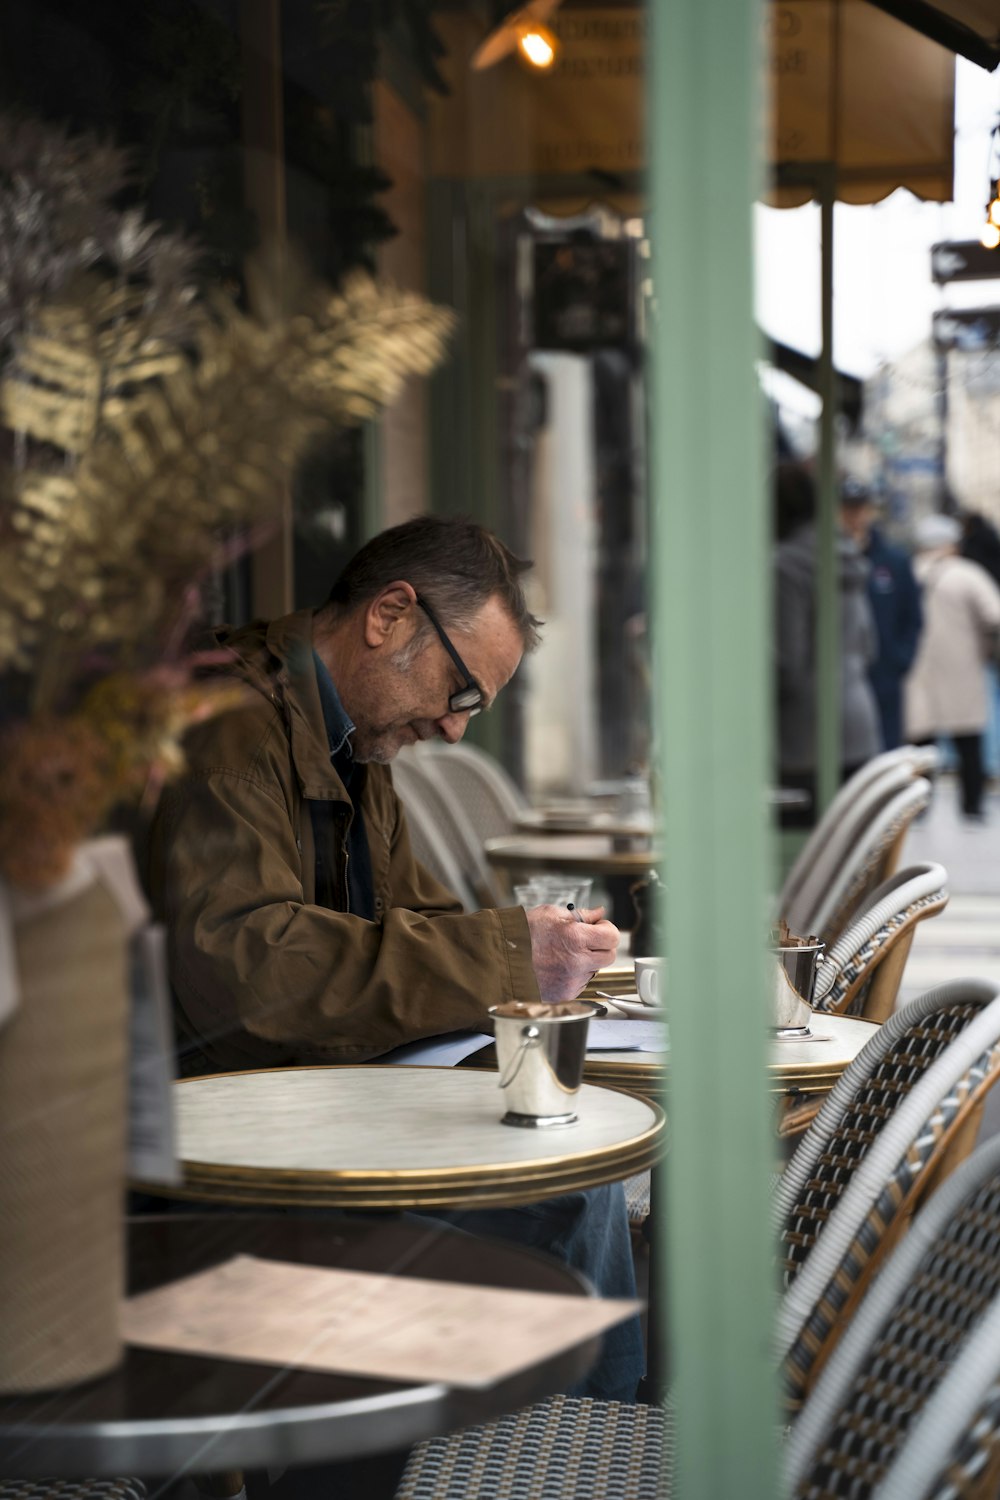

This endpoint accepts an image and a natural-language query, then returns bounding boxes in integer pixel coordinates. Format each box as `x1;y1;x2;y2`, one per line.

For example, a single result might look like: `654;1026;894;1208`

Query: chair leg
637;1161;669;1403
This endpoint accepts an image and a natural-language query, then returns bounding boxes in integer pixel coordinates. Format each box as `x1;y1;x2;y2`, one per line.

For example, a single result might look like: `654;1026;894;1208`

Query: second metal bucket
770;941;825;1032
489;1001;600;1127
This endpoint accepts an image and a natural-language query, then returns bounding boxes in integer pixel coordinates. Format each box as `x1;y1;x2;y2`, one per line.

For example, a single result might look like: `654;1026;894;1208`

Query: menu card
123;1255;641;1389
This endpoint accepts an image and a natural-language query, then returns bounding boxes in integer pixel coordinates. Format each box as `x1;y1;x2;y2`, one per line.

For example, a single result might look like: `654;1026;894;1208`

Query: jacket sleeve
893;554;923;675
775;564;812;697
970;565;1000;657
149;725;539;1066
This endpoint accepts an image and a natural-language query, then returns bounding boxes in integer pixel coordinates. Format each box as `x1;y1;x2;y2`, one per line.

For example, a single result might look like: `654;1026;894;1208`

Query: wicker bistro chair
772;981;1000;1409
398;990;1000;1500
809;861;949;1022
873;1287;1000;1500
0;1485;147;1500
779;746;939;927
418;741;529;846
795;776;932;948
395;1144;1000;1500
783;1135;1000;1500
777;863;951;1143
394;1393;671;1500
393;751;505;909
389;756;480;912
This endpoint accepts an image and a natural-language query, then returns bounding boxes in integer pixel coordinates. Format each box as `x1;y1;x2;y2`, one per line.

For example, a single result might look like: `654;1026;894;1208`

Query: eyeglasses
415;595;483;716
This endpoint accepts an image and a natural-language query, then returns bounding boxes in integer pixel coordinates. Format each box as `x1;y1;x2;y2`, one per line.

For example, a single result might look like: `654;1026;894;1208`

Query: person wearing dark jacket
961;511;1000;778
774;463;882;819
840;483;923;749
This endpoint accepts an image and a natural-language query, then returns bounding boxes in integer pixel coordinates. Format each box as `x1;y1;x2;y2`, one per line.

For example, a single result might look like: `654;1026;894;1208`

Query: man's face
840;502;875;547
350;594;524;764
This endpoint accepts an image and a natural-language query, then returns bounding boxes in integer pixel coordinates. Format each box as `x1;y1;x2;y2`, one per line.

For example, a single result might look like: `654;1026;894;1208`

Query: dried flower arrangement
0;115;454;889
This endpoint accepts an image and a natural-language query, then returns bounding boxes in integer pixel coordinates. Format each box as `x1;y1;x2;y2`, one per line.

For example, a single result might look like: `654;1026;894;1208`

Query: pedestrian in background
906;513;1000;821
839;480;922;750
961;511;1000;781
774;462;882;823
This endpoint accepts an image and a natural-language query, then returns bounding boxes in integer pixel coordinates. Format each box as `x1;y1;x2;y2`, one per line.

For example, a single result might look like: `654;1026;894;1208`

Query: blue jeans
418;1182;644;1403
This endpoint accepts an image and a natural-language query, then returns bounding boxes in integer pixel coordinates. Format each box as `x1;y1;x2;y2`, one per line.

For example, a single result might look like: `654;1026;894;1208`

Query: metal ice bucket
770;941;825;1033
489;1001;600;1127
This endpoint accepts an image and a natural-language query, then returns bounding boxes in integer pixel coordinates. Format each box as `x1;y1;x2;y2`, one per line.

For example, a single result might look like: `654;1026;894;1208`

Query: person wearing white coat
905;513;1000;819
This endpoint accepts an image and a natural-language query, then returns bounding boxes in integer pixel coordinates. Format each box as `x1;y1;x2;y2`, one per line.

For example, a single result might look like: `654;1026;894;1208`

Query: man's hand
525;904;620;1002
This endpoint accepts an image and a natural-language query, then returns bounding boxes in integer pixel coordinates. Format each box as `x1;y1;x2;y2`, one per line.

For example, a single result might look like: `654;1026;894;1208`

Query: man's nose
435;713;468;744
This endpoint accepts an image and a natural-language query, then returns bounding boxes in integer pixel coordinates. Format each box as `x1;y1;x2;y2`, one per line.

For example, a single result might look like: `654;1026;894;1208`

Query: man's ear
364;580;419;649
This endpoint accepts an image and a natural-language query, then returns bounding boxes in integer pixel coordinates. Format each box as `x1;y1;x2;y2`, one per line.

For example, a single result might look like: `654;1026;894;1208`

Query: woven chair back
874;1289;1000;1500
0;1485;148;1500
780;747;935;925
396;752;505;907
806;776;932;946
773;982;1000;1406
811;861;948;1020
784;1136;1000;1500
419;741;528;845
389;758;479;911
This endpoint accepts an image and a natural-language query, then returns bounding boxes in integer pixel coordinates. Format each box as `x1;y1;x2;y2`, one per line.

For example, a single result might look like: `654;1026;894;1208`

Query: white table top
158;1065;665;1210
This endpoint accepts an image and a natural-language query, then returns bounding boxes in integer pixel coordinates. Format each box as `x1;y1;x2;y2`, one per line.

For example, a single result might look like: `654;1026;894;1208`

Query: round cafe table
514;809;656;846
485;835;661;885
0;1213;602;1479
514;788;809;842
136;1066;665;1210
582;1013;879;1102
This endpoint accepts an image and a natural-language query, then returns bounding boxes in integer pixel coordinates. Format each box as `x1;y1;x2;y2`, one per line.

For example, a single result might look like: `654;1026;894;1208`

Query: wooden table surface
136;1066;666;1210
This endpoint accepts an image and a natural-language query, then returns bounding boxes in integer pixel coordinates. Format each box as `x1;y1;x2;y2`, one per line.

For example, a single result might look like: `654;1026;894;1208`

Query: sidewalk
896;778;1000;1005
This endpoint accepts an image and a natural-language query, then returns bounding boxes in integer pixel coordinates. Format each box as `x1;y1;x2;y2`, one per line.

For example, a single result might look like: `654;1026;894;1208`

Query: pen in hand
567;902;602;997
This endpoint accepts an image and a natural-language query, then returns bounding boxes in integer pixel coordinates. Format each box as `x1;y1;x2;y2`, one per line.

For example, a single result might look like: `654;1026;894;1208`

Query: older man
148;515;640;1401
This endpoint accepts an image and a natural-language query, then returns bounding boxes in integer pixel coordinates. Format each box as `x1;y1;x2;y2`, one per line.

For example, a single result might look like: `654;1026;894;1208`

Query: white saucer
607;994;665;1020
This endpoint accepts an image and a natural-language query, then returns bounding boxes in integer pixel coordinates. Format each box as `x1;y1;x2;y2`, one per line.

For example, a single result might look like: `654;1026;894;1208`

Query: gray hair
325;515;542;651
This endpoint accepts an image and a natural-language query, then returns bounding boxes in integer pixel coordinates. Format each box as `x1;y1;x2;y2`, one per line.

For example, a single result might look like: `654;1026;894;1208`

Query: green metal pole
651;0;776;1492
816;170;840;814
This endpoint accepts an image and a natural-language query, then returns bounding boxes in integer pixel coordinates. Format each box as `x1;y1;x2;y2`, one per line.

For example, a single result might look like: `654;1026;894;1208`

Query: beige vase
0;842;132;1393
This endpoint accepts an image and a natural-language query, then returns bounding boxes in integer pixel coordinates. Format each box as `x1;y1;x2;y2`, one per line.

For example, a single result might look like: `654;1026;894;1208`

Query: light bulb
518;25;557;68
981;221;1000;249
989;197;1000;228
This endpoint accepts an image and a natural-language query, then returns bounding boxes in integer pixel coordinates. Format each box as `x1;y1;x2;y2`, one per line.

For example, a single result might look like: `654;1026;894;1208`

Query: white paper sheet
123;1254;641;1389
381;1032;494;1067
381;1019;668;1064
586;1019;668;1053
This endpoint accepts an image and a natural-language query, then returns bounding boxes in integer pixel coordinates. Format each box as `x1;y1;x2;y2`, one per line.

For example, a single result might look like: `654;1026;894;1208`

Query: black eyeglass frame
415;594;484;716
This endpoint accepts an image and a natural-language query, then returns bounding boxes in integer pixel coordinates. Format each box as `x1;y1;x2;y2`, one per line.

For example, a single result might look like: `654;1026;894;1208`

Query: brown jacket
148;609;538;1074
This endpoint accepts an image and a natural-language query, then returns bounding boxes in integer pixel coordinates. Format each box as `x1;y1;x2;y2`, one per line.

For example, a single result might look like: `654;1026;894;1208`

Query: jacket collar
263;610;352;802
312;650;356;758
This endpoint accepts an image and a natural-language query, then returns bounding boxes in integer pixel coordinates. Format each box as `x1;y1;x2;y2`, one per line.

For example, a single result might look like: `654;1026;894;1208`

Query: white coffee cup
634;956;665;1007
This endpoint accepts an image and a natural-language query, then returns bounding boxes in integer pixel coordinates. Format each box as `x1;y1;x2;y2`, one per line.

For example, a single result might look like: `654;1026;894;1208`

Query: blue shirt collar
312;651;355;760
